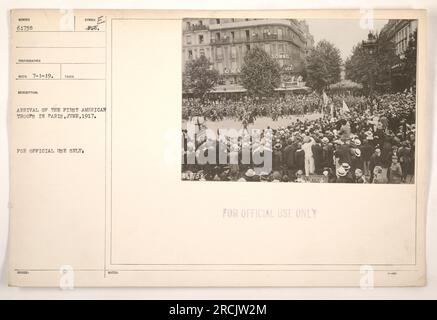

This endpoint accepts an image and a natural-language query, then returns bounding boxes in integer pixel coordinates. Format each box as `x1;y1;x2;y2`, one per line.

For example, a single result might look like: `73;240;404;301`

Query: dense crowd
182;93;322;122
181;91;416;184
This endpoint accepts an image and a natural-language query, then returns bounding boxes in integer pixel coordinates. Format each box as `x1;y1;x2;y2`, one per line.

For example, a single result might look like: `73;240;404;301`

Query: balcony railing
210;38;231;44
184;24;208;32
262;33;279;40
210;34;299;45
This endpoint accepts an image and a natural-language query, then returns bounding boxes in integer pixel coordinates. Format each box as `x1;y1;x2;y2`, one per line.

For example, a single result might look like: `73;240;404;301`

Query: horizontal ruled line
16;30;105;33
14;269;420;272
16;46;106;49
15;78;105;81
16;62;105;65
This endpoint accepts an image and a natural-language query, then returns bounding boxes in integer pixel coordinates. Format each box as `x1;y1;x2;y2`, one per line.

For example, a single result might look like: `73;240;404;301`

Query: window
278;28;283;39
245;30;250;40
200;49;205;56
246;44;250;51
198;20;203;26
186;35;191;45
186;22;191;30
198;34;204;44
231;31;235;41
216;19;220;24
264;44;270;54
231;46;237;59
231;60;237;73
216;47;223;59
216;32;221;41
396;25;410;55
188;50;193;59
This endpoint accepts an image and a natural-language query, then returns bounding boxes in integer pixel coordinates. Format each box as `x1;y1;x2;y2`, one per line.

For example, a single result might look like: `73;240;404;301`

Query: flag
342;100;350;113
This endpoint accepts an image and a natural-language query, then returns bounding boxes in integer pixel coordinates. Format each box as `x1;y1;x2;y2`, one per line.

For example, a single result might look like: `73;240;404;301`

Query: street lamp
362;31;377;95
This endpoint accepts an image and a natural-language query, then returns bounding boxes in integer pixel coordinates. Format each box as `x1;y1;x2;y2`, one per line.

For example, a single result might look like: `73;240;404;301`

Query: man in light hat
341;162;354;182
369;148;383;182
336;166;352;183
272;142;283;172
351;148;364;175
321;137;334;170
244;168;259;182
302;136;315;176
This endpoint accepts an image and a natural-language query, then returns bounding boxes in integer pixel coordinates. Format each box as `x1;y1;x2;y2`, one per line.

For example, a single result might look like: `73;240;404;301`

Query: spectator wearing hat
283;137;298;178
321;138;334;170
354;169;367;183
272;143;283;172
336;166;352;183
387;156;403;184
341;163;354;182
302;136;315;176
294;170;306;183
391;145;399;160
294;143;305;175
272;171;282;182
323;167;337;183
360;139;373;176
381;139;393;167
369;148;383;182
372;166;387;184
334;141;351;170
244;168;260;182
351;148;364;175
229;144;240;180
312;138;323;175
398;141;412;182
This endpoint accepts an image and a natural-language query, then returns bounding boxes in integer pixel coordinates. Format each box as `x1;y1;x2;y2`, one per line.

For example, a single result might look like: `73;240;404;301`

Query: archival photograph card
8;9;427;287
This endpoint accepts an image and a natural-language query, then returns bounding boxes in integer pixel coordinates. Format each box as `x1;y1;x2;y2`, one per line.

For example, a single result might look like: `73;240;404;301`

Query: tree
344;44;372;91
305;40;342;92
240;46;281;98
345;31;400;93
182;55;220;99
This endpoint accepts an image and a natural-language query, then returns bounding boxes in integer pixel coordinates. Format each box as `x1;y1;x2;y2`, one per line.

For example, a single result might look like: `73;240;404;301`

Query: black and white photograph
181;18;417;184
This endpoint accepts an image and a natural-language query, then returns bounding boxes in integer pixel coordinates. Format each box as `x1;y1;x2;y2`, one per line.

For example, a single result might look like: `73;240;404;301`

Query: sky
306;19;388;62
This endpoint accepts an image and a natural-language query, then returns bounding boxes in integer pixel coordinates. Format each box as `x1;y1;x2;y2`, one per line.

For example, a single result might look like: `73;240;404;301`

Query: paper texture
8;9;427;287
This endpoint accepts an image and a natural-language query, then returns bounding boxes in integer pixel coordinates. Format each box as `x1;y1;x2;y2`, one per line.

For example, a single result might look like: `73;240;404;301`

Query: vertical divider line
104;15;108;278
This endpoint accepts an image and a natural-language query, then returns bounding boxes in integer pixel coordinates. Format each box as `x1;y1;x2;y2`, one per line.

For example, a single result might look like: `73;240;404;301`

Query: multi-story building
182;18;310;86
298;20;315;55
182;19;212;64
379;19;418;91
380;19;418;58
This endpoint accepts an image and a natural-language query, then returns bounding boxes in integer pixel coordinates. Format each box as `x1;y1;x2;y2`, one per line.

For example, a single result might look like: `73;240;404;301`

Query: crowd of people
182;93;322;122
181;91;416;184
